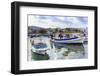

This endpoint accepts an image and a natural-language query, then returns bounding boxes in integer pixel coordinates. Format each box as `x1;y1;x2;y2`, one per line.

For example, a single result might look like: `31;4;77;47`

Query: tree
39;29;47;34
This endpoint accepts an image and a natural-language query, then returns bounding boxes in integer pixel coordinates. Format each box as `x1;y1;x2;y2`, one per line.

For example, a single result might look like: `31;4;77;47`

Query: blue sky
28;15;88;28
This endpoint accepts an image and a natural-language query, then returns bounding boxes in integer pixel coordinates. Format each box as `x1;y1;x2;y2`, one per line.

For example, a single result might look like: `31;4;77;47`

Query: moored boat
52;37;85;43
31;43;49;55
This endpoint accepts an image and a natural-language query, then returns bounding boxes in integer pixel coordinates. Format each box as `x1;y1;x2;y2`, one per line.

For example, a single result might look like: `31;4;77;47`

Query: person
59;30;63;39
59;33;63;39
50;34;53;39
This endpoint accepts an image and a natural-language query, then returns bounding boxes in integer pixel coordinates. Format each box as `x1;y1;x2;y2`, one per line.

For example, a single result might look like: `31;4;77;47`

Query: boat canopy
34;43;47;49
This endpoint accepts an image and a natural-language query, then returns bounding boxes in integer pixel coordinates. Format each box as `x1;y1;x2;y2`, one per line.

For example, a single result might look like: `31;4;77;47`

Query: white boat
31;43;49;55
52;37;85;43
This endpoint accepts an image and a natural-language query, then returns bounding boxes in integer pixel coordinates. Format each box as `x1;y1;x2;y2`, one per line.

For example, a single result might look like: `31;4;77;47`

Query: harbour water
27;36;88;61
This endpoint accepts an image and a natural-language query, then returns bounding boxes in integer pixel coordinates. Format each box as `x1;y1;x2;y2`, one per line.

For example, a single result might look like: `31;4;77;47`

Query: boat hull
32;47;49;55
52;37;85;43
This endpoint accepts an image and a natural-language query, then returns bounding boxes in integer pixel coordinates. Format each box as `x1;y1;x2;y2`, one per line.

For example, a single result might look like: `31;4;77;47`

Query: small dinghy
32;43;49;55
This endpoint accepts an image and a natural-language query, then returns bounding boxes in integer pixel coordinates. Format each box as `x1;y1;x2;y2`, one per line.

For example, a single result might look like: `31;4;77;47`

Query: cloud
28;15;88;28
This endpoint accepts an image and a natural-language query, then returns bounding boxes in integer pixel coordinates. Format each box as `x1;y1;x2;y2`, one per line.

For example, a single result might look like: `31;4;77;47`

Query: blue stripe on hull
54;37;78;41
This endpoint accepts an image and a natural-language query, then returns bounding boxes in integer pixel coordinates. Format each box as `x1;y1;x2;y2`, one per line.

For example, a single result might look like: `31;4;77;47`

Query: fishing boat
31;43;49;55
52;37;85;44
